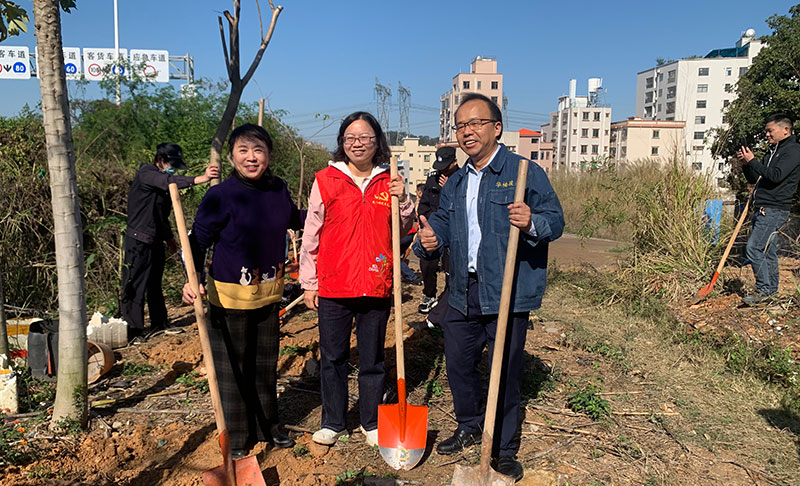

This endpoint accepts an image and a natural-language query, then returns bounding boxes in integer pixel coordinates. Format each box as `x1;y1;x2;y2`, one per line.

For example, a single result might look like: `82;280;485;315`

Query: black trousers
442;274;528;457
209;303;280;450
120;236;168;330
420;248;449;299
318;296;390;432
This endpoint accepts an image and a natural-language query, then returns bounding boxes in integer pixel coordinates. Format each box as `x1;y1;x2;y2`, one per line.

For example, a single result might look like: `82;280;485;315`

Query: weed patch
122;361;155;376
567;383;611;420
175;371;209;393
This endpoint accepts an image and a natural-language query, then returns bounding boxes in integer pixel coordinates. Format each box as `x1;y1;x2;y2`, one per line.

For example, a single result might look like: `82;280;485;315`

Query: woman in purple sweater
182;124;304;458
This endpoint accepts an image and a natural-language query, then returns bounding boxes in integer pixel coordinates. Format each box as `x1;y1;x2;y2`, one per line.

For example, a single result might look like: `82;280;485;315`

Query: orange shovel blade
202;456;265;486
693;271;719;303
377;402;428;470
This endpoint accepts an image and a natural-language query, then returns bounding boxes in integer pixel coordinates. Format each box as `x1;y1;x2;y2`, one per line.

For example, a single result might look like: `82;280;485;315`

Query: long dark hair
332;111;390;165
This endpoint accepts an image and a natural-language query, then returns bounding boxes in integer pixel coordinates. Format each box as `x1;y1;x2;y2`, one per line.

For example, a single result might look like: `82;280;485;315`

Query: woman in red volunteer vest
300;112;414;446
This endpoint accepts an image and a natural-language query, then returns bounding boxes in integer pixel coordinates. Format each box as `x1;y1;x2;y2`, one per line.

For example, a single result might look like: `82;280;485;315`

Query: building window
657;72;663;81
531;151;539;160
657;104;662;112
668;70;676;82
424;169;430;176
692;162;702;171
722;114;729;124
455;95;459;104
697;84;708;93
581;128;588;137
723;99;730;108
592;128;599;137
621;146;627;156
695;116;706;124
696;100;707;108
666;102;675;114
739;67;748;76
658;88;663;97
463;81;470;89
594;112;601;121
491;81;498;89
694;131;705;140
718;162;725;171
651;146;659;155
692;145;704;153
646;77;654;88
592;145;599;154
725;67;732;76
645;91;653;103
424;154;430;162
652;130;660;139
698;67;709;76
580;145;587;154
572;129;577;135
531;138;539;143
491;96;498;103
667;86;676;99
645;106;653;117
582;112;590;120
717;178;727;188
477;80;482;89
605;129;609;135
724;83;732;92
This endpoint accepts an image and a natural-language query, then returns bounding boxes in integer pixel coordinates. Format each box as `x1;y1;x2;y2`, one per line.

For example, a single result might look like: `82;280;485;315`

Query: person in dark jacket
121;143;218;343
414;93;564;482
417;147;459;315
182;124;304;457
738;113;800;305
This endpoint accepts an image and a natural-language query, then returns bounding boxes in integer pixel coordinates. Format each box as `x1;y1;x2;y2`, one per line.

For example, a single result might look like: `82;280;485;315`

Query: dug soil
2;237;800;485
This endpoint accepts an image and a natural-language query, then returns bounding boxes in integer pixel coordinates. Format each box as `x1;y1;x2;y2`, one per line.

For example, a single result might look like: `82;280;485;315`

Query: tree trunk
208;83;243;186
0;270;8;358
33;0;88;428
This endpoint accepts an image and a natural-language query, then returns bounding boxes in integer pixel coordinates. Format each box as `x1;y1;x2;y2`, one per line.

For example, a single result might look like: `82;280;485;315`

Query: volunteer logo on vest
369;253;389;274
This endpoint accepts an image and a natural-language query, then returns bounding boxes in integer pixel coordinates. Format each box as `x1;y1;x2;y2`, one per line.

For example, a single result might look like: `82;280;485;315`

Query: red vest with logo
316;166;394;298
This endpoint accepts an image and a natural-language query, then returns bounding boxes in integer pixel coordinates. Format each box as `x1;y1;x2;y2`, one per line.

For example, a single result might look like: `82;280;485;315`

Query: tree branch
217;16;232;80
241;2;283;85
255;0;264;40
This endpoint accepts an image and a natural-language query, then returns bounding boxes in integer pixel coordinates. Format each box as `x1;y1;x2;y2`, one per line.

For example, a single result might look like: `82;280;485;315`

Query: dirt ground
2;235;799;485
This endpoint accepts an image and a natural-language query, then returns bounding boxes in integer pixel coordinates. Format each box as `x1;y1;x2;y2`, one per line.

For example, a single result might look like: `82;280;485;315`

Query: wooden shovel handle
713;182;757;276
478;159;529;469
389;160;406;386
168;184;228;436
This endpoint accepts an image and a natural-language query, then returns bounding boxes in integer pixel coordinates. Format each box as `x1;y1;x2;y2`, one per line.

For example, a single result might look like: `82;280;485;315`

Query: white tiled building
635;29;764;185
541;79;612;171
439;57;504;143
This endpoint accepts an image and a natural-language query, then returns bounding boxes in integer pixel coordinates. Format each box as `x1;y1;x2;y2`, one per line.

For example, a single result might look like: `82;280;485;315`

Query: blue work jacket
413;144;564;315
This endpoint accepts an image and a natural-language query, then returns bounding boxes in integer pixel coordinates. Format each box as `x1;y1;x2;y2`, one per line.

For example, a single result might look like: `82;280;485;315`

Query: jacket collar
327;160;389;181
463;143;508;176
776;134;797;149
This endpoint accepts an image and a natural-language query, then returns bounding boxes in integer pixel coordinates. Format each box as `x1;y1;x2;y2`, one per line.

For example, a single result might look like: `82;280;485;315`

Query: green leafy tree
712;5;800;167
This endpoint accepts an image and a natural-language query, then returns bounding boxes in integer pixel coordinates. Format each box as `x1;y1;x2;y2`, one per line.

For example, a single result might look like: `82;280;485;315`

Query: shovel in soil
693;179;757;304
451;159;530;486
377;159;428;470
169;184;266;486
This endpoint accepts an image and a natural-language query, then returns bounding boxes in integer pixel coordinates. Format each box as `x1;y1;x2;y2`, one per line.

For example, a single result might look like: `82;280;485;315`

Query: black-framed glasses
343;134;376;146
452;118;497;132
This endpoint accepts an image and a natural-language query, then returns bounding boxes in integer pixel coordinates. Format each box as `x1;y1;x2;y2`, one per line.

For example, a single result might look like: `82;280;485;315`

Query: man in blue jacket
414;93;564;482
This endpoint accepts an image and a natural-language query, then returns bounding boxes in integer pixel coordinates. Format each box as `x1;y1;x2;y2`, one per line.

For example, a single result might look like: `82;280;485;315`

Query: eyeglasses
343;134;376;146
452;118;497;132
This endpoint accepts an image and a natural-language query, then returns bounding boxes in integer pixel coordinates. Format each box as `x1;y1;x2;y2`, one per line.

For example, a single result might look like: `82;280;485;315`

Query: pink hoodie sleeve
299;180;324;291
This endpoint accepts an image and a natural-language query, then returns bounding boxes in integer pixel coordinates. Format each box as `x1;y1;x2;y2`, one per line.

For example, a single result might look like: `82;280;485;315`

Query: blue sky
0;0;795;148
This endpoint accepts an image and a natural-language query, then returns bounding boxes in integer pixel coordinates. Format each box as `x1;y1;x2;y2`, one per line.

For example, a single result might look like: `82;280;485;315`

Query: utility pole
397;82;410;142
113;0;120;106
374;77;391;137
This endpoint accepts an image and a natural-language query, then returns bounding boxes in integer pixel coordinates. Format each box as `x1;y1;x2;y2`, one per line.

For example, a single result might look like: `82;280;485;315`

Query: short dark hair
228;123;274;154
765;113;794;130
332;111;391;165
416;183;425;192
455;93;503;140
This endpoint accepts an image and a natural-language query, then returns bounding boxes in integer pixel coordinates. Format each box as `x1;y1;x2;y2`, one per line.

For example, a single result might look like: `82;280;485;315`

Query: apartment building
541;79;612;171
635;29;764;184
439;56;504;143
610;117;685;165
518;129;554;173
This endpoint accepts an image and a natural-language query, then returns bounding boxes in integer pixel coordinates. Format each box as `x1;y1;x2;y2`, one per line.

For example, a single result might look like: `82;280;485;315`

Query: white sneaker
359;426;378;447
312;427;347;445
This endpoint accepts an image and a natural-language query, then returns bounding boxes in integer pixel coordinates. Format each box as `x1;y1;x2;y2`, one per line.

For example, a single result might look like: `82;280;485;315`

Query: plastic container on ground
86;312;128;349
0;354;19;414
